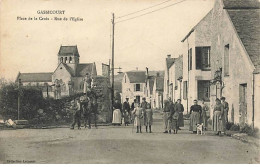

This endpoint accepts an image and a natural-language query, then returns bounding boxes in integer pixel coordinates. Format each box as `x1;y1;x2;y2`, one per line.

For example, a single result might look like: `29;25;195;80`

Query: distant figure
130;99;137;123
175;99;184;130
133;103;143;133
163;97;174;134
189;100;202;133
80;96;89;129
201;99;209;130
112;99;122;125
213;98;224;136
221;97;229;131
145;103;153;133
92;98;98;128
172;105;179;134
85;98;93;129
70;98;81;130
141;98;148;132
123;98;131;126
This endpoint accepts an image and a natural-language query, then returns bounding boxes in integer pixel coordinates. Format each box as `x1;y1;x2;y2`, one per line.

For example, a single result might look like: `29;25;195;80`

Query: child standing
145;103;153;133
172;110;179;134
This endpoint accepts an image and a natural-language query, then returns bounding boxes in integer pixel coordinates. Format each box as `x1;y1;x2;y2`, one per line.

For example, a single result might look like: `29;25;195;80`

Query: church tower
57;45;80;76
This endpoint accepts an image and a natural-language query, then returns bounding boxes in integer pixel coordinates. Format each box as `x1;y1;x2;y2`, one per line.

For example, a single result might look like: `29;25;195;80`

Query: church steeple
58;45;80;65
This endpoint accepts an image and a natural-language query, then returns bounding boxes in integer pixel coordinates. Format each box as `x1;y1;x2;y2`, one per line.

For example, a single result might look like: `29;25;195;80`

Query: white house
181;10;212;113
121;71;146;104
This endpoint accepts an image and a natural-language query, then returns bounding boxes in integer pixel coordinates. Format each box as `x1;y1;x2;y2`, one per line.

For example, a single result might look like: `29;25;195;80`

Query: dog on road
197;123;205;135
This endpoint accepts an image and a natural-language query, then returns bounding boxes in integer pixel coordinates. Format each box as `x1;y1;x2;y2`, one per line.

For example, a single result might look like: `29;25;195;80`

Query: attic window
60;67;62;69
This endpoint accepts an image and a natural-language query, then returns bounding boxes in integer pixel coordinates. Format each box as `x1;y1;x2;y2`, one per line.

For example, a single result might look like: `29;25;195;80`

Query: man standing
141;97;148;132
175;99;184;130
123;98;131;125
163;97;174;133
71;98;81;130
221;97;229;131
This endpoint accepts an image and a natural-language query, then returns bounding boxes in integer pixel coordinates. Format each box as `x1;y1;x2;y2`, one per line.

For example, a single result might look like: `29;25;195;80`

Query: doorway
239;84;247;126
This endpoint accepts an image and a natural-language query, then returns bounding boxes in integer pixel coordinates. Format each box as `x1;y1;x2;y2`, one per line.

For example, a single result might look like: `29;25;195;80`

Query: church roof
16;72;53;82
76;63;94;77
58;45;79;56
223;0;260;72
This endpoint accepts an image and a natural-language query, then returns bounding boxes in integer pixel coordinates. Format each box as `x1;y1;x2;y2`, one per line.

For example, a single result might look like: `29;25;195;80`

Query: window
134;84;141;91
65;57;68;63
125;76;126;83
183;81;187;100
224;44;230;76
197;80;210;101
188;48;192;71
69;57;72;63
196;47;211;70
60;57;63;63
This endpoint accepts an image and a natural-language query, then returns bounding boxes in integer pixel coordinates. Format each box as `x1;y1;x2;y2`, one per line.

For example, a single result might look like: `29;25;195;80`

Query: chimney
146;67;149;75
136;67;138;71
167;54;171;59
156;72;160;77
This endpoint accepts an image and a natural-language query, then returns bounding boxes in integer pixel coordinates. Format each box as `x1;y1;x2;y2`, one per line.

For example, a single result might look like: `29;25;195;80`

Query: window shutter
196;47;202;69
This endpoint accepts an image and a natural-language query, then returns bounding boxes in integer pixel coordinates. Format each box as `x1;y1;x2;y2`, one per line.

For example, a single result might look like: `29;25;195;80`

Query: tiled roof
223;0;260;9
58;45;79;56
225;0;260;72
156;76;164;91
126;71;146;83
166;58;175;69
76;63;94;77
148;71;165;77
16;72;52;82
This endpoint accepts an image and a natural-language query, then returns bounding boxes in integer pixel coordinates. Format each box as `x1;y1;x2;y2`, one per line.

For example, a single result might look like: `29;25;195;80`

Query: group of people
112;97;153;133
163;98;184;134
189;97;229;135
70;95;98;130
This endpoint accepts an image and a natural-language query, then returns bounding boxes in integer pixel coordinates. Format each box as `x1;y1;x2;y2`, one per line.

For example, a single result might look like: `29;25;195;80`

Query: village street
0;112;259;164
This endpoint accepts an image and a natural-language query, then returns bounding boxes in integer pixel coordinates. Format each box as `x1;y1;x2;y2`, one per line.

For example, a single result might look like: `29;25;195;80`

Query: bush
226;122;234;130
230;123;240;131
240;124;259;137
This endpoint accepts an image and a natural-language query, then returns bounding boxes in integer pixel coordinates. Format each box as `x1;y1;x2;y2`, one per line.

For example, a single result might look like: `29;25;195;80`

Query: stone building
152;74;164;109
16;45;97;99
210;0;260;128
180;10;212;113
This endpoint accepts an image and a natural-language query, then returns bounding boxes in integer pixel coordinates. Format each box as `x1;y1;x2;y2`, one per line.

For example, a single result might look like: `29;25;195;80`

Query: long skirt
172;119;178;130
201;111;208;129
112;109;121;124
134;116;143;127
146;109;153;126
178;112;184;127
212;110;224;132
123;112;130;124
189;112;200;131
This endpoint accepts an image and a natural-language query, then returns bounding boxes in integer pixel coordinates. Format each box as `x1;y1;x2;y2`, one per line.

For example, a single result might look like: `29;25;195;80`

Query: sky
0;0;214;81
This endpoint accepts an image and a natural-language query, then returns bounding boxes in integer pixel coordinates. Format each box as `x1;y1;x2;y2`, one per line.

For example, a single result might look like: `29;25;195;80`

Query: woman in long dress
189;99;202;133
201;99;209;130
213;98;224;135
112;100;122;125
132;103;143;133
175;99;184;129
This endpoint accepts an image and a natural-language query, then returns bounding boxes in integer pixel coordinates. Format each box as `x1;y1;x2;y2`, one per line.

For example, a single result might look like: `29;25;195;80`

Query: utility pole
111;13;115;114
18;79;21;120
